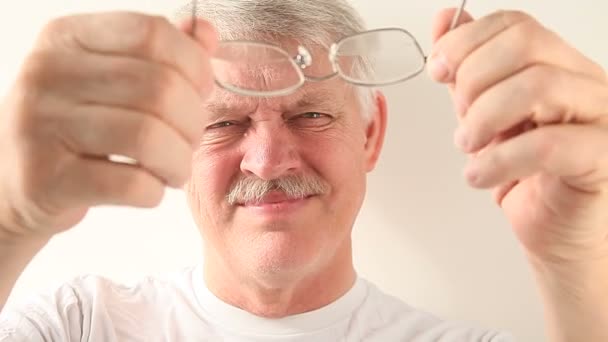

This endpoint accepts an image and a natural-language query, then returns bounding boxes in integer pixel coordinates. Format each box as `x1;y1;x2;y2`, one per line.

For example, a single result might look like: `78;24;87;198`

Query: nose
240;122;302;180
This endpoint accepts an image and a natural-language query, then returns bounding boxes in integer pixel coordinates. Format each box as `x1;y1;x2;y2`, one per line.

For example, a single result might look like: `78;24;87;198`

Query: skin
185;44;387;317
0;13;218;308
430;9;608;342
0;6;604;341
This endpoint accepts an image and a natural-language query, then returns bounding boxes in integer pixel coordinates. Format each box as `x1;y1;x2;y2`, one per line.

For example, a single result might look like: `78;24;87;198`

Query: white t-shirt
0;265;514;341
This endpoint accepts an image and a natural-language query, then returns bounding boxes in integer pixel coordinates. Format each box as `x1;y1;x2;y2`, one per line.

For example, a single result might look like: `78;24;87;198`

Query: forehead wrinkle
203;91;258;122
291;88;341;111
203;81;350;122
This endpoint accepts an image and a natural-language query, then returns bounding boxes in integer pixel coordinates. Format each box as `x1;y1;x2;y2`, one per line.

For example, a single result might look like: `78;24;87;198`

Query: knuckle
454;63;482;108
525;66;568;123
455;68;476;106
19;51;52;90
106;59;146;87
199;65;215;97
39;16;71;40
471;117;492;143
509;22;533;52
37;15;84;52
508;19;543;55
131;118;159;157
522;65;554;97
498;10;535;27
106;60;176;111
10;56;58;139
132;14;171;55
132;118;191;187
484;145;507;172
533;130;559;164
147;67;179;112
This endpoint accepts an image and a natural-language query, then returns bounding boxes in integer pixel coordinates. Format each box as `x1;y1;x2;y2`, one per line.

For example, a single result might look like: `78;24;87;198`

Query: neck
203;240;356;318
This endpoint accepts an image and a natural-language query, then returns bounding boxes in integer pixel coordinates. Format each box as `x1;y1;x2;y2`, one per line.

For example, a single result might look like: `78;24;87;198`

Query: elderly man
0;0;606;341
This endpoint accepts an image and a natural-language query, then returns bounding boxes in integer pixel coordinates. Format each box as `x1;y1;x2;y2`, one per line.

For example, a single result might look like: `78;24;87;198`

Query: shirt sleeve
0;282;86;342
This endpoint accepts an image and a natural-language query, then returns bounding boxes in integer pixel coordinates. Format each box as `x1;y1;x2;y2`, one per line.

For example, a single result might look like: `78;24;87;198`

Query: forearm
530;255;608;342
0;230;48;311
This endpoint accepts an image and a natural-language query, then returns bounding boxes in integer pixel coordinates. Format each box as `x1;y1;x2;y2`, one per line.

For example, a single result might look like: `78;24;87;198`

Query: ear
363;91;388;172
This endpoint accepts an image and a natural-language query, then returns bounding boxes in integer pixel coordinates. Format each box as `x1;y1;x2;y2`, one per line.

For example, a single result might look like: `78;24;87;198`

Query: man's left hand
428;8;608;341
430;8;608;269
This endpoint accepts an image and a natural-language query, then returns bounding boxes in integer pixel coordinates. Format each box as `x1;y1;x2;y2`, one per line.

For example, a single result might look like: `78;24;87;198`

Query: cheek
191;148;242;205
302;127;367;174
299;128;368;204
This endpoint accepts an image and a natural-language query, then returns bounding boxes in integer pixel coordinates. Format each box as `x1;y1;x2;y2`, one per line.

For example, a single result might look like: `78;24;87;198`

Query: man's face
186;42;386;279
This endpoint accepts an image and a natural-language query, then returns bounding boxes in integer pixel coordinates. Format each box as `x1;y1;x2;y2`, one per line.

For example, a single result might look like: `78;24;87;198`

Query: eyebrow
293;91;341;111
203;102;245;122
203;89;344;122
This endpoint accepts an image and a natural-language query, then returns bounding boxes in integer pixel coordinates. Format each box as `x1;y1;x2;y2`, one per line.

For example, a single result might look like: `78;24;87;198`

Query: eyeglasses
190;0;467;97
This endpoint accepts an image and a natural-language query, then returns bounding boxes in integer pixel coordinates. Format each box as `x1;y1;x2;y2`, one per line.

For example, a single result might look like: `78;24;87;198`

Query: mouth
238;192;315;213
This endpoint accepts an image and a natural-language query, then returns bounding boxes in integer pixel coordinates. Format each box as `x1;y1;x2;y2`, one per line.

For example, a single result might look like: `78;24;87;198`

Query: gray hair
173;0;376;120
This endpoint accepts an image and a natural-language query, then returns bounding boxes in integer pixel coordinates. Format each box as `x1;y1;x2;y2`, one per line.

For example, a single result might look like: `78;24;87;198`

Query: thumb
432;7;475;43
177;18;219;54
430;7;475;117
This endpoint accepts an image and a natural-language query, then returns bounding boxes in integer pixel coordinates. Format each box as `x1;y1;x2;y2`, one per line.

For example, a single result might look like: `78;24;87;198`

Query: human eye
300;112;325;119
202;119;249;145
207;121;236;130
289;112;334;128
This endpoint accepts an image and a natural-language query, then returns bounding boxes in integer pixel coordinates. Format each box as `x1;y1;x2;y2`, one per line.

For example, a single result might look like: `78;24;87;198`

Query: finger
58;104;193;188
429;8;475;117
463;125;608;190
431;7;475;43
429;10;540;84
177;18;219;54
453;18;606;113
456;65;608;153
39;12;216;96
54;157;166;209
493;180;519;207
34;52;206;146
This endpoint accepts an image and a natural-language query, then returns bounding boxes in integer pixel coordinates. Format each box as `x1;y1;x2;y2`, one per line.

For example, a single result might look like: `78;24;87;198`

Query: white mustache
226;174;329;205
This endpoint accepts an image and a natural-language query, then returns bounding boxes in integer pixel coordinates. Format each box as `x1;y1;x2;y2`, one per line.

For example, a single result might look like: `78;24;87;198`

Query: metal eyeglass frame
190;0;467;97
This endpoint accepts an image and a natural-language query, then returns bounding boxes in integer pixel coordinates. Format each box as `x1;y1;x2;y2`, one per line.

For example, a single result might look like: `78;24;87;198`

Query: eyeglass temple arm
450;0;467;30
191;0;198;35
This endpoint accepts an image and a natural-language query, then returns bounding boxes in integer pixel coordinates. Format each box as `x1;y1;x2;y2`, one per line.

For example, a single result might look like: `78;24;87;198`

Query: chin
245;230;323;278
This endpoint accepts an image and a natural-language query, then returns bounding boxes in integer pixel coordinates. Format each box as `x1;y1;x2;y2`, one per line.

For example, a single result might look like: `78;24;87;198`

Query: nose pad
294;45;336;81
295;46;313;70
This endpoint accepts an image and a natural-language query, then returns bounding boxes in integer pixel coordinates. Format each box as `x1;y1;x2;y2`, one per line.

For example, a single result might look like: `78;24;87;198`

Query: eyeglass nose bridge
294;46;313;69
293;44;340;83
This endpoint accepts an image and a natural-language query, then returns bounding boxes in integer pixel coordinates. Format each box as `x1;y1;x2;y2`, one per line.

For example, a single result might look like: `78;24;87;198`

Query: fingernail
428;52;451;82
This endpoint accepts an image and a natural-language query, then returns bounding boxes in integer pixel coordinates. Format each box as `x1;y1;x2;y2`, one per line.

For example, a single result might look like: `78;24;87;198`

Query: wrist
527;253;608;342
0;196;51;246
527;251;608;301
0;213;51;249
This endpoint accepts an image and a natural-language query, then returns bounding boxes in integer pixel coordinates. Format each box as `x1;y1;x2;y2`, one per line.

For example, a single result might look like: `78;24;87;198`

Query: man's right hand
0;12;217;243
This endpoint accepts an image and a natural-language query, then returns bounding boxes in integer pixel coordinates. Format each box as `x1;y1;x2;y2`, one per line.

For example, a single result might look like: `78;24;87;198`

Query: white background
2;1;607;341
